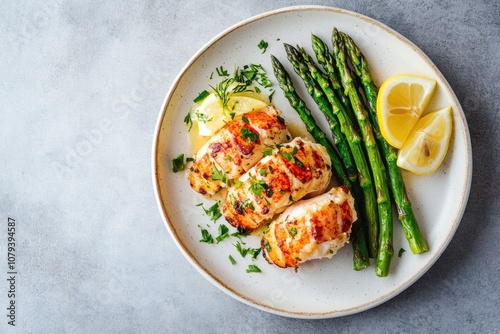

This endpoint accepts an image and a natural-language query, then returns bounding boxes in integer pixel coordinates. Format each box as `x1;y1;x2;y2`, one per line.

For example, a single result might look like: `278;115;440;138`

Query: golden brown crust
222;137;332;232
261;186;356;269
188;106;289;197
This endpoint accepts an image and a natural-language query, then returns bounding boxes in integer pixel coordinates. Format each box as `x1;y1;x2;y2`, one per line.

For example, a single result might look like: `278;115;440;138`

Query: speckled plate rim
152;5;472;318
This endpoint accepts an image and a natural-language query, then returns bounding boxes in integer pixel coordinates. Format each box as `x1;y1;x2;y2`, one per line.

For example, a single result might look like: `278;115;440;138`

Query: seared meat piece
261;186;356;268
188;106;289;197
222;137;332;232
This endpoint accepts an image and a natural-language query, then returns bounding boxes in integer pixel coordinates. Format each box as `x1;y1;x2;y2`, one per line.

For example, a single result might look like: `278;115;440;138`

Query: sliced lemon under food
377;74;437;149
192;90;269;137
396;106;453;175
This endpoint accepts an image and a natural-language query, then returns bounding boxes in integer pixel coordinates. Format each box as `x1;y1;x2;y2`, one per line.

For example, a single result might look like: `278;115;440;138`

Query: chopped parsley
239;198;255;211
280;146;297;162
398;248;406;257
248;247;261;260
229;194;236;206
216;65;229;77
228;255;236;265
233;64;272;88
289;227;297;237
183;112;193;131
198;225;213;244
263;240;271;252
248;175;268;197
193;90;209;103
240;127;259;142
196;202;222;223
257;39;269;53
172;153;186;173
263;148;274;157
235;241;248;257
235;241;261;260
268;89;275;102
195;111;212;123
246;264;262;273
210;163;229;185
231;231;250;239
216;224;230;243
280;146;304;168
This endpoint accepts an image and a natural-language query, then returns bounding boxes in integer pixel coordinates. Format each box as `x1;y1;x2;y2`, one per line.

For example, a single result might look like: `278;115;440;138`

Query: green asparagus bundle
284;43;379;261
270;25;430;276
271;55;371;270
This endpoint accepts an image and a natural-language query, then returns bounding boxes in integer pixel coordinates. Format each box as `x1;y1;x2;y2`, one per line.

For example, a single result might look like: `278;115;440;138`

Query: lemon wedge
377;74;437;148
397;106;453;175
193;93;268;136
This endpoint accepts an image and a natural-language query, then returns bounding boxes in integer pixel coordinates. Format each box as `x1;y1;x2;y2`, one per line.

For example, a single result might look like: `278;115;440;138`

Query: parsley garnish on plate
193;90;209;103
196;202;222;223
246;264;262;273
216;65;229;77
216;224;230;243
198;225;213;244
172;153;186;173
258;39;269;53
183;112;193;131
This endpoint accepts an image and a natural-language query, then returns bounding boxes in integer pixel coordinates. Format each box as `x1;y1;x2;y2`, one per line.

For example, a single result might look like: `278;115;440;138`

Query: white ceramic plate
152;6;472;318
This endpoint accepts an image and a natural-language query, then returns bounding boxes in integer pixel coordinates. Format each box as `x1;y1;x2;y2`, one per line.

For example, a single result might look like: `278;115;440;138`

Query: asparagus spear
332;28;394;277
310;37;358;128
341;31;428;254
271;55;370;270
292;42;379;260
284;44;357;185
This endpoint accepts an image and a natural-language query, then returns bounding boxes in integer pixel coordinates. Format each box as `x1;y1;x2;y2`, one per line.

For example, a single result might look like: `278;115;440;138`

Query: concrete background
1;0;499;333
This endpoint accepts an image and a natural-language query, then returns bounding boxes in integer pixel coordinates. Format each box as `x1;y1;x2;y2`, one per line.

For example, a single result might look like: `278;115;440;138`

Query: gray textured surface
1;0;499;333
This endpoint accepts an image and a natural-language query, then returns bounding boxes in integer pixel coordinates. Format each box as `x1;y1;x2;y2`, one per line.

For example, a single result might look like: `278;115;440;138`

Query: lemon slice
194;93;227;136
377;74;437;148
193;93;268;136
397;106;453;175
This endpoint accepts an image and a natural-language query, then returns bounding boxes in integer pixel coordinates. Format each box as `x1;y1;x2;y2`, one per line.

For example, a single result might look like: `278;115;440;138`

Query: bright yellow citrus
396;106;453;175
377;74;437;148
194;93;268;136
